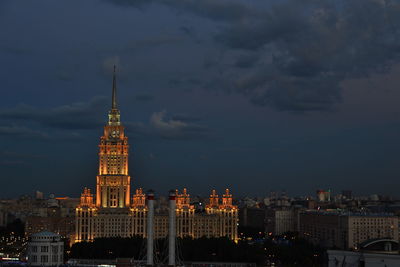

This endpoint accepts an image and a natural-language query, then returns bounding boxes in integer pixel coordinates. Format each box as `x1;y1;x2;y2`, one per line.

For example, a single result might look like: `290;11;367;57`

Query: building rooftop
31;231;60;238
302;210;396;217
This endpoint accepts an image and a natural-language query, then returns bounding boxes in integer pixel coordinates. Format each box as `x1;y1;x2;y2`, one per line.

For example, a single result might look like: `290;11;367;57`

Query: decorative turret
222;188;233;208
176;188;192;209
79;188;94;207
209;189;219;208
132;188;146;208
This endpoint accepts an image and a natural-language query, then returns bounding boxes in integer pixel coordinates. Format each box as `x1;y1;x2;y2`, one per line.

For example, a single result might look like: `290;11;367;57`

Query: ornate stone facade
75;69;238;243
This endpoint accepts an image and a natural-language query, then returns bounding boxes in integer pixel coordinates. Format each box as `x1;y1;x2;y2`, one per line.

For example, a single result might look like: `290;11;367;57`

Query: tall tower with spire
74;68;238;243
96;66;131;208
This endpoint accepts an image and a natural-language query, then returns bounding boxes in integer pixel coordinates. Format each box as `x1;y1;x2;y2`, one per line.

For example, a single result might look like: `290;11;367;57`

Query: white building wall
27;232;64;266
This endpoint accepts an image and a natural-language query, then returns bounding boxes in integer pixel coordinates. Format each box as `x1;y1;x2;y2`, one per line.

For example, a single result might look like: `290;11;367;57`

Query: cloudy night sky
1;0;400;198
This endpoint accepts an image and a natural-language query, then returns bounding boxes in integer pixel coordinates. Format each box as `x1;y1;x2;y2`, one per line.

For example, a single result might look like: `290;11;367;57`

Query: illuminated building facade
75;69;238;243
203;189;238;240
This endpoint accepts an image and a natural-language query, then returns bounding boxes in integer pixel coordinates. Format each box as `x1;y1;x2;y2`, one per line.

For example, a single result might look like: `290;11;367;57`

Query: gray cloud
123;36;184;51
179;25;196;38
134;93;155;102
123;112;209;140
0;96;107;130
234;53;259;69
170;113;202;122
0;125;48;139
106;0;400;112
0;98;208;141
150;110;209;140
0;160;27;166
124;121;149;137
2;151;45;159
210;0;400;111
0;45;32;55
106;0;254;21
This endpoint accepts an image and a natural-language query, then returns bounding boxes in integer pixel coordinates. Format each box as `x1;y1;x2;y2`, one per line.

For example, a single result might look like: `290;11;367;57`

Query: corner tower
96;66;131;208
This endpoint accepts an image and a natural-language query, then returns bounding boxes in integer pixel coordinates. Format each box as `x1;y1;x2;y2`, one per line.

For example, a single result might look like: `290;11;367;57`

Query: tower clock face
110;130;120;138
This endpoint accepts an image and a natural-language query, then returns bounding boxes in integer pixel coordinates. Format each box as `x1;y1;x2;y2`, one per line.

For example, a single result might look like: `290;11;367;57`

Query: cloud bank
106;0;400;112
0;99;208;141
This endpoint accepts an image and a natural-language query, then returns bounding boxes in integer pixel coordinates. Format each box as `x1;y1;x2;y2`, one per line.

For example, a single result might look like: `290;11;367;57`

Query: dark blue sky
1;0;400;198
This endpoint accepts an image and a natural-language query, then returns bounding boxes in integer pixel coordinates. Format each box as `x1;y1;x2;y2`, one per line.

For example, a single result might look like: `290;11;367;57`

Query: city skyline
1;0;400;198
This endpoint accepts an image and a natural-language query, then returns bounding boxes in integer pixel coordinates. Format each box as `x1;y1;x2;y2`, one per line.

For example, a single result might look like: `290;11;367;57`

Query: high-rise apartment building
75;69;238;243
299;211;399;249
265;209;297;236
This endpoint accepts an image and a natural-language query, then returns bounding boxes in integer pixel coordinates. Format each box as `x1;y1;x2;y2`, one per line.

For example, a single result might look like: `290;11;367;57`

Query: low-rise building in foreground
27;231;64;266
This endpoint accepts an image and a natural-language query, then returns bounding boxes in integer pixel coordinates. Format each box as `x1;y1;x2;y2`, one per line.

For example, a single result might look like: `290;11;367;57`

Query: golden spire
108;65;121;126
112;65;117;110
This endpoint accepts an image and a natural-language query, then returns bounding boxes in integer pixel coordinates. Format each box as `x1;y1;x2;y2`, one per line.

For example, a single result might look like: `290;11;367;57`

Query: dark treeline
70;237;144;259
70;236;264;264
238;225;265;238
178;237;264;263
0;219;26;256
264;232;325;267
69;233;324;266
0;219;24;237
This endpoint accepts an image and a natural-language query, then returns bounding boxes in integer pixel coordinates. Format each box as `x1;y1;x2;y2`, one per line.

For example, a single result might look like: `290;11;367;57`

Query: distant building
0;206;8;227
267;191;290;207
316;189;331;202
75;69;238;243
27;231;64;266
341;190;352;200
1;193;78;230
35;191;44;200
25;216;75;239
299;211;399;249
239;207;265;230
265;209;297;236
291;199;317;210
24;197;77;240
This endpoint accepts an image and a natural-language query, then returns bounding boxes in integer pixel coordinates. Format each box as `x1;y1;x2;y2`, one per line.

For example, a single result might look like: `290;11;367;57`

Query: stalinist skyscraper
74;68;238;243
96;67;130;208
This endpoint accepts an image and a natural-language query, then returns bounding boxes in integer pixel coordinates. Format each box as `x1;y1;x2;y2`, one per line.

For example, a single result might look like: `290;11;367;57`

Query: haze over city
1;0;400;198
